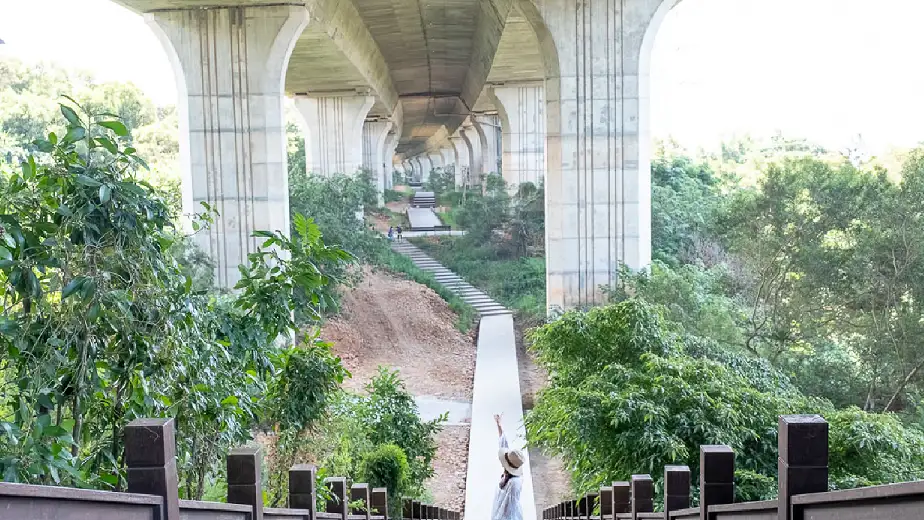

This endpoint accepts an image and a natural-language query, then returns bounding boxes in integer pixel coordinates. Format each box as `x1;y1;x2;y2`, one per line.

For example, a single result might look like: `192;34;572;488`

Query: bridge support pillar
488;83;546;189
473;114;501;176
461;118;484;186
362;120;394;206
383;132;399;190
295;94;374;177
419;154;434;182
146;5;307;288
538;0;665;311
450;132;472;188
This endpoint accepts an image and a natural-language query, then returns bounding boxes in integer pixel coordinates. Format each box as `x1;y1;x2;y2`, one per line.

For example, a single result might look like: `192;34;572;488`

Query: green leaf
75;175;102;188
0;246;10;262
94;137;118;154
98;120;129;137
60;105;81;127
99;185;112;203
64;126;86;143
62;278;84;299
221;396;239;406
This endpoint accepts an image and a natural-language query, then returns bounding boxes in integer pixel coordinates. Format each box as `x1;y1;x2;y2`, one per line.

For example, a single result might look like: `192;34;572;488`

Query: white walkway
390;241;535;519
407;207;443;230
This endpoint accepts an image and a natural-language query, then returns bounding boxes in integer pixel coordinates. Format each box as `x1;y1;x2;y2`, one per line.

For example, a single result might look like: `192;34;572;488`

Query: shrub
360;443;410;517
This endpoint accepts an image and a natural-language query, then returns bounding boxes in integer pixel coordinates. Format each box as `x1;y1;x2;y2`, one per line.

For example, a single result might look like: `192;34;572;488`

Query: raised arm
494;413;504;437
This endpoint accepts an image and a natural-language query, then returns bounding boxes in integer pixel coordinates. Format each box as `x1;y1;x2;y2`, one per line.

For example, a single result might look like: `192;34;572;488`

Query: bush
526;299;924;501
357;368;445;495
360;444;410;517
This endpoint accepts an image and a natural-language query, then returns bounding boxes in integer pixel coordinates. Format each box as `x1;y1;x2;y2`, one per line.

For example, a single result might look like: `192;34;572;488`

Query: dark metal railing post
665;465;691;517
289;464;317;518
124;418;181;520
227;446;264;520
700;445;735;520
779;415;828;520
325;477;348;520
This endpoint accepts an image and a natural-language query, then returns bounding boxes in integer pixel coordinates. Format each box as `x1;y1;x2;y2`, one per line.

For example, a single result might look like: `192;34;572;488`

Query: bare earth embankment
321;268;476;510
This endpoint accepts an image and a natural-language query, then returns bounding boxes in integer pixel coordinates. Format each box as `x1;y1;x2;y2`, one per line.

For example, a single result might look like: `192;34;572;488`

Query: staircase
390;241;510;317
412;191;436;208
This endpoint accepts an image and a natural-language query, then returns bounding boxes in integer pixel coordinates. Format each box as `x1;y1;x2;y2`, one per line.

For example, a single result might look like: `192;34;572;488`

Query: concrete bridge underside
115;0;682;313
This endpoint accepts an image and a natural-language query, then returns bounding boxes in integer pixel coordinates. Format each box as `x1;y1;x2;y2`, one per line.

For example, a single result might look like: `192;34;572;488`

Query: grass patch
412;236;546;326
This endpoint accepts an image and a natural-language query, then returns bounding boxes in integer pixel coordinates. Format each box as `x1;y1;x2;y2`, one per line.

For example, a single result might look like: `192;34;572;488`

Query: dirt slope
321;268;475;510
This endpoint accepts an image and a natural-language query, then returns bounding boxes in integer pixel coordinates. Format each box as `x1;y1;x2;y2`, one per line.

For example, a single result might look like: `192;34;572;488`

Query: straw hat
498;446;525;476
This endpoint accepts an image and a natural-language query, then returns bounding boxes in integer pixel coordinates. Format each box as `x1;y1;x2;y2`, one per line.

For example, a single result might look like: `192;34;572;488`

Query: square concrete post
700;446;735;520
227;447;263;520
779;415;828;520
289;464;317;517
145;6;308;288
631;474;653;519
599;486;613;519
664;465;691;516
325;477;348;520
371;487;388;518
612;481;631;514
351;483;371;520
124;418;180;520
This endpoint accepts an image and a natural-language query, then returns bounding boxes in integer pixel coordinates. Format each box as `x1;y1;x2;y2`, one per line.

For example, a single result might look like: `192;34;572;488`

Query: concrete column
473;114;501;175
419;154;433;181
462;118;484;186
362;120;393;206
295;94;374;177
411;157;422;182
427;151;443;171
146;5;307;288
383;132;399;189
537;0;669;311
439;146;455;170
488;84;546;188
450;132;472;187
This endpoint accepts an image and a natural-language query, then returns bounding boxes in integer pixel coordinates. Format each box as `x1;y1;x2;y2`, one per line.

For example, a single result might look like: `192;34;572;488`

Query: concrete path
390;241;535;519
407;207;443;230
415;396;472;425
401;230;466;238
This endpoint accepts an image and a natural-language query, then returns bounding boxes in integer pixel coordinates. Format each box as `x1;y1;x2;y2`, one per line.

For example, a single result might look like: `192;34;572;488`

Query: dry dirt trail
321;268;476;510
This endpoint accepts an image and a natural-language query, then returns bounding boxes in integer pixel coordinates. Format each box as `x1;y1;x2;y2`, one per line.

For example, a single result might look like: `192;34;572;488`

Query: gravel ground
426;425;470;511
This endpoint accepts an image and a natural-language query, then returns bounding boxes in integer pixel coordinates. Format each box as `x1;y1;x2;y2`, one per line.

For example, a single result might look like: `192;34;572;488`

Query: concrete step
480;309;513;317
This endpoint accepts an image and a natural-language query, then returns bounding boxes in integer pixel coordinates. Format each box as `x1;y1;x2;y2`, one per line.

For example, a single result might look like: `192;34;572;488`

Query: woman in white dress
492;413;524;520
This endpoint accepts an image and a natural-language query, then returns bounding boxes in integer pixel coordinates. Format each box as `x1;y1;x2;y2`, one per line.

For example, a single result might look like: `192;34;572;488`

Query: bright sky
2;0;924;154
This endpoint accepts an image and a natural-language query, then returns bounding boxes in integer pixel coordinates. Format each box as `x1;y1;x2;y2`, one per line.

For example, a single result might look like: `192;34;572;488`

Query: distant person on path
397;226;403;241
492;413;524;520
387;226;394;242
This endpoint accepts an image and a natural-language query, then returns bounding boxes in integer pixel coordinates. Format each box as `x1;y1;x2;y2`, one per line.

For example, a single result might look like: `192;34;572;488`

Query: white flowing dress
491;434;523;520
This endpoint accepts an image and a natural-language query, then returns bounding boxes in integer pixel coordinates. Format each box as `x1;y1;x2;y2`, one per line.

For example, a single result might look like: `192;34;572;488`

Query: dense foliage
526;300;924;502
0;60;449;510
527;139;924;502
0;102;352;498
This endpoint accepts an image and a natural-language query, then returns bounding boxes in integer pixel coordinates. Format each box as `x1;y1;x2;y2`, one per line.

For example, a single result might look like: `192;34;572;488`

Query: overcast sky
2;0;924;154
